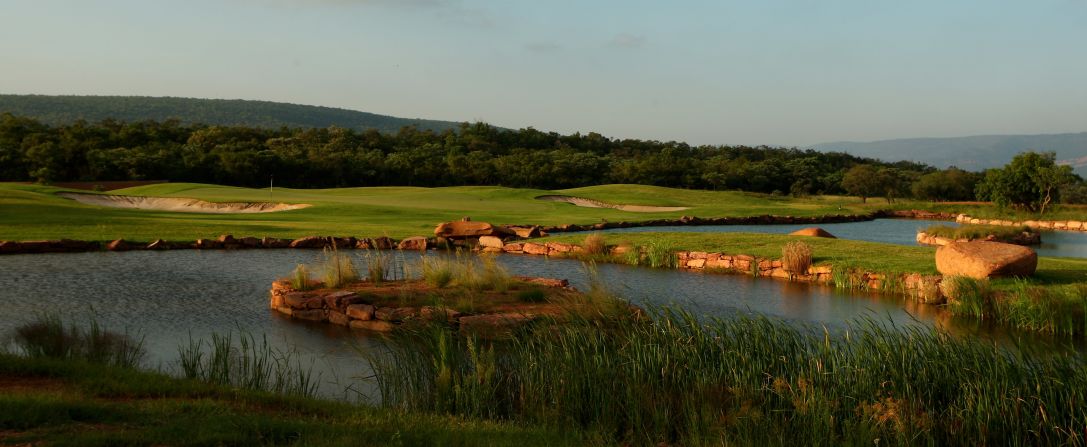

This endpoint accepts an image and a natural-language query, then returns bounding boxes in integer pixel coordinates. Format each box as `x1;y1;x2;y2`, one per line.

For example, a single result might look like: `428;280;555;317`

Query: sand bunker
58;192;310;214
535;195;689;212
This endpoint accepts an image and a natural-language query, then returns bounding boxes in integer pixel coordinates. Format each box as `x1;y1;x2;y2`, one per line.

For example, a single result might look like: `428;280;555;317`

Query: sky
1;0;1085;146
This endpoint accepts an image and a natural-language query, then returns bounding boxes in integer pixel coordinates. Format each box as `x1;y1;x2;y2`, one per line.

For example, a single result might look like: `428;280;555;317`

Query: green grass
539;232;941;274
0;183;884;241
370;310;1087;445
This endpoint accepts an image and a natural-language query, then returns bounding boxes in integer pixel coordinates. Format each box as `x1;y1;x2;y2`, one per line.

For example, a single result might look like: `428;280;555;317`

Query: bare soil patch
535;195;688;212
58;192;310;214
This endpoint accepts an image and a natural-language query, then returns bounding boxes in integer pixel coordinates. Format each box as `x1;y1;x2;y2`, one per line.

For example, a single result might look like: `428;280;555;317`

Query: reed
178;331;320;398
366;308;1087;445
289;263;312;290
11;314;145;368
421;256;455;288
320;246;359;288
644;242;676;268
781;241;812;275
362;250;392;283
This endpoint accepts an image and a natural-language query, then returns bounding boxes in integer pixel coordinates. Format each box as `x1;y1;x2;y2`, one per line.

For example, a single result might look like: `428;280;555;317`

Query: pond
590;218;1087;259
0;250;1077;400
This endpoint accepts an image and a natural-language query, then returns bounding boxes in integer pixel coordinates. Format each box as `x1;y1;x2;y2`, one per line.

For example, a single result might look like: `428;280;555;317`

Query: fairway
0;183;875;241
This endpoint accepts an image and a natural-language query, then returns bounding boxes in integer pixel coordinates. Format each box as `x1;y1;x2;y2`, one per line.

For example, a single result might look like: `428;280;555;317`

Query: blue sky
1;0;1085;146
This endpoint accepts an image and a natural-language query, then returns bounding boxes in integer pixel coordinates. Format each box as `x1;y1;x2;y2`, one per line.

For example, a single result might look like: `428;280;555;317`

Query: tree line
0;113;1081;209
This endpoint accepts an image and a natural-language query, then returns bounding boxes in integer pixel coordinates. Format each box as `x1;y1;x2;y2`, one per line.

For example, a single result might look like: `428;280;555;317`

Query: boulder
261;237;291;248
478;236;505;249
507;226;542;238
935;241;1037;279
289;236;330;249
397;236;429;251
239;236;262;248
328;311;350;326
292;309;327;322
522;243;549;256
434;221;509;239
789;227;836;238
195;239;222;249
322;291;358;309
107;239;133;251
372;236;395;250
346;304;375;321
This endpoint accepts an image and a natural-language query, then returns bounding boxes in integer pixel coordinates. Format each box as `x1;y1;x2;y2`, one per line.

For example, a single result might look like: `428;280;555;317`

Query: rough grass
0;354;576;446
12;314;145;368
781;241;812;274
945;276;1087;336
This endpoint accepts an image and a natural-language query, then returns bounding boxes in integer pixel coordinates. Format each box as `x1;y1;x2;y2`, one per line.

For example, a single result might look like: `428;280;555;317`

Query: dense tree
840;165;883;203
975;151;1076;213
911;167;980;202
0;113;950;196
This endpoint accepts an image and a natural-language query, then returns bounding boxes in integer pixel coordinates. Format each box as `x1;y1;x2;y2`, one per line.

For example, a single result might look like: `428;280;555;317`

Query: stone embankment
496;240;946;304
916;231;1040;247
955;214;1087;232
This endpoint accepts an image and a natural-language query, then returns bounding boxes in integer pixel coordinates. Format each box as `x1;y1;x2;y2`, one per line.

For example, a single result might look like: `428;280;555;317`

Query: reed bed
582;233;608;255
945;276;1087;336
366;309;1087;445
319;246;359;288
289;263;312;290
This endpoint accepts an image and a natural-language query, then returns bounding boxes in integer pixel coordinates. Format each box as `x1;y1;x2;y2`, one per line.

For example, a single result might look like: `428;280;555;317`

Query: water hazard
0;249;1078;399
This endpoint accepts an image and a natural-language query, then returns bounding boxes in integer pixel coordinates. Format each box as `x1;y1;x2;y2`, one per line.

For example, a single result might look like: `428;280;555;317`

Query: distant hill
0;94;465;134
810;132;1087;176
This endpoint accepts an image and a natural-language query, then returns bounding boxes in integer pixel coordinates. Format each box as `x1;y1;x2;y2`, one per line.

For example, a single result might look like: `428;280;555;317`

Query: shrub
781;242;812;275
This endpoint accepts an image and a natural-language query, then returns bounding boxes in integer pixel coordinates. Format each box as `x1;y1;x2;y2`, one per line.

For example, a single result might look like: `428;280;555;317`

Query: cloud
608;33;647;49
524;42;562;53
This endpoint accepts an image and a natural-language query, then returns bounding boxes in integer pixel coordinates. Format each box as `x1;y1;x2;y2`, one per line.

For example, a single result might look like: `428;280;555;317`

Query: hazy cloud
608;33;646;49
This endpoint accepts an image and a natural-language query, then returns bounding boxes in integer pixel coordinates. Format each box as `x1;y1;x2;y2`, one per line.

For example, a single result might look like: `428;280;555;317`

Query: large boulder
434;221;508;239
397;236;429;251
478;235;505;249
789;227;836;238
935;241;1037;279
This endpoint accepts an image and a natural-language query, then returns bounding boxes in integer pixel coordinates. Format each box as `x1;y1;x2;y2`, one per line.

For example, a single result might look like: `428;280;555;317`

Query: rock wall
501;241;946;304
955;214;1087;232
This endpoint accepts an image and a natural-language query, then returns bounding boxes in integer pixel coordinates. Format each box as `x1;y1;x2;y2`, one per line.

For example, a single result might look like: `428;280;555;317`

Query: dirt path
58;192;310;214
535;195;689;212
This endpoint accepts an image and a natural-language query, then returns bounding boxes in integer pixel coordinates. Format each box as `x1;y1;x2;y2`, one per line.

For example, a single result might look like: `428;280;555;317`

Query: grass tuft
319;246;358;288
582;233;607;255
11;314;145;368
781;241;812;275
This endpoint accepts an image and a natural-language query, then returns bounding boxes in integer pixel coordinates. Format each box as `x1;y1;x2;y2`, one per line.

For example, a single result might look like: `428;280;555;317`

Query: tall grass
178;331;320;398
944;276;1087;336
289;263;312;290
11;314;145;368
582;233;607;255
320;246;358;288
421;256;455;288
781;241;812;275
644;242;676;268
362;250;392;283
367;309;1087;445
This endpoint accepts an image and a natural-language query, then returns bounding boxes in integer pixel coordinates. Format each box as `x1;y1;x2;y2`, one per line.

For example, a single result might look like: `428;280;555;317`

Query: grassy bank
922;223;1034;240
370;311;1087;445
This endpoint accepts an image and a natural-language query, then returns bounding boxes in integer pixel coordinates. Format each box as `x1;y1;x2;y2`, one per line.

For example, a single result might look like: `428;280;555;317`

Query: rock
935;241;1037;279
522;243;549;255
789;227;836;238
355;238;375;249
397;236;429;251
502;243;525;253
289;236;330;249
217;234;236;244
434;221;506;238
507;225;542;238
323;290;358;309
146;239;170;250
239;236;262;248
292;309;327;322
349;320;396;332
346;304;375;321
515;277;569;288
482;247;503;253
261;237;291;248
331;237;356;249
195;239;222;249
107;239;133;251
478;236;505;249
284;292;310;309
275;306;293;317
328;311;350;326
